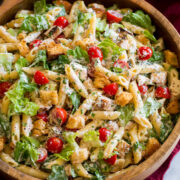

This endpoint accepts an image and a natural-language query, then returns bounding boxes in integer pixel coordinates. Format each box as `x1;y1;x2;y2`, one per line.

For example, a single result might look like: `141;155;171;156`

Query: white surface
164;151;180;180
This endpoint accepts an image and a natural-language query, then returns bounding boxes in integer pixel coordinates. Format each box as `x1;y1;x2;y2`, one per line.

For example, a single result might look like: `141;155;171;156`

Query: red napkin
145;0;180;179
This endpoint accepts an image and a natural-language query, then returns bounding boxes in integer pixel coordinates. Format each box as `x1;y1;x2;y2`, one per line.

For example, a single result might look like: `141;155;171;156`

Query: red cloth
145;1;180;179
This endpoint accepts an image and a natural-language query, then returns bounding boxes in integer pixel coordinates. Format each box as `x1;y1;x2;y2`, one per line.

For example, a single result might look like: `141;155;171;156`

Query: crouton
71;148;89;164
115;91;133;107
66;115;86;129
166;100;180;114
151;72;167;86
0;137;5;151
136;34;150;45
18;40;30;57
93;71;110;89
144;138;160;158
54;0;72;13
164;50;179;67
88;3;106;18
39;90;58;106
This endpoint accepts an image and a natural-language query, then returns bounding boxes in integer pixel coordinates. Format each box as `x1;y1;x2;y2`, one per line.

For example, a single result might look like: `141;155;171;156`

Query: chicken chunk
115;91;133;107
144;138;160;158
103;121;119;132
44;26;63;39
18;40;30;57
93;71;110;89
151;72;167;86
39;90;58;106
166;100;180;114
32;119;48;137
71;148;89;164
93;95;116;111
88;3;106;18
66;115;86;129
164;50;179;67
116;140;131;158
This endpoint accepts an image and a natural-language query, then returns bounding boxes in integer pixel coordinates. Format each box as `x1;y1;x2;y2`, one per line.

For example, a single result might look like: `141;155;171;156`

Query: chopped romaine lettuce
143;30;157;43
96;18;108;32
123;10;155;33
7;28;18;37
140;97;161;118
48;165;68;180
14;136;40;166
0;113;10;138
20;15;49;33
69;91;81;114
117;104;134;126
98;39;124;59
148;47;164;62
15;57;29;73
0;53;14;73
34;0;47;14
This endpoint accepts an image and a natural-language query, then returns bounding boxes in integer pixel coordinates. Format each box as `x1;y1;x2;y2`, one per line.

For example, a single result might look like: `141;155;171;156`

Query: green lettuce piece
34;0;47;14
7;28;18;37
67;46;89;64
49;55;70;74
30;50;48;69
69;91;81;114
148;47;164;62
0;53;14;73
14;136;40;166
143;30;157;43
98;39;124;58
123;10;155;33
140;97;162;117
15;57;28;73
20;15;49;33
96;18;108;32
48;165;68;180
0;113;10;138
57;5;66;17
117;104;134;126
159;114;173;143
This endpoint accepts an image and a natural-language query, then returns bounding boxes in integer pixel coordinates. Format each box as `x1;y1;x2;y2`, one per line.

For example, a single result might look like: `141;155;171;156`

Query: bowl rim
0;0;179;180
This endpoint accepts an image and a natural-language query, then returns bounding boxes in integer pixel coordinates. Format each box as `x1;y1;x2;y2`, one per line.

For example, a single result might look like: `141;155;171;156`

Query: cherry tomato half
0;82;11;98
138;84;148;95
113;60;129;69
88;46;103;62
104;154;117;165
46;137;63;153
34;71;49;85
103;83;118;96
29;39;42;50
55;108;68;125
107;10;123;23
155;87;171;99
138;46;153;61
37;112;48;122
99;128;111;142
37;148;47;163
54;16;69;28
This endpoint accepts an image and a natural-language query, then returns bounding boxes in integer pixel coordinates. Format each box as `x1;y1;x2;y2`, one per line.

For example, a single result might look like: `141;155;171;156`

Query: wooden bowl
0;0;180;180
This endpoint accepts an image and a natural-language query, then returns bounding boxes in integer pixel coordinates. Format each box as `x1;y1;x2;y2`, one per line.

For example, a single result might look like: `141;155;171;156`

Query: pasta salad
0;0;179;179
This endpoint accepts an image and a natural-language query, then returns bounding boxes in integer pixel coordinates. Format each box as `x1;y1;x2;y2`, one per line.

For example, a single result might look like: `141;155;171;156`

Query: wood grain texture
0;0;180;180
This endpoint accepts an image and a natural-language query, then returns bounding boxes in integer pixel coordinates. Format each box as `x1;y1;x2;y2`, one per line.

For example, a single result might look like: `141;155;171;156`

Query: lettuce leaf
14;136;40;166
140;97;161;117
67;46;89;64
98;39;124;59
15;57;29;73
148;47;164;62
123;10;155;33
0;113;10;138
7;28;18;37
69;91;81;114
143;30;157;43
30;50;48;69
34;0;47;14
96;18;107;32
117;104;134;126
0;53;14;73
48;165;68;180
20;15;49;33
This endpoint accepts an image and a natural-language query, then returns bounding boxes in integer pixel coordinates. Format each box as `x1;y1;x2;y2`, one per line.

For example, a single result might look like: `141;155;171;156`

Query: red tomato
99;128;111;142
56;34;65;39
34;71;49;85
29;39;42;49
138;84;148;95
103;83;118;96
104;154;117;165
113;60;129;69
88;46;103;62
155;87;171;99
56;108;67;125
37;148;47;163
54;16;69;28
138;46;153;60
37;112;48;122
46;137;63;153
0;82;11;98
107;10;123;23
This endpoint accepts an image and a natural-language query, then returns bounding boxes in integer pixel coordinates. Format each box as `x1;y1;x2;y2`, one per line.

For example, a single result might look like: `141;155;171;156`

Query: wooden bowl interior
0;0;179;180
